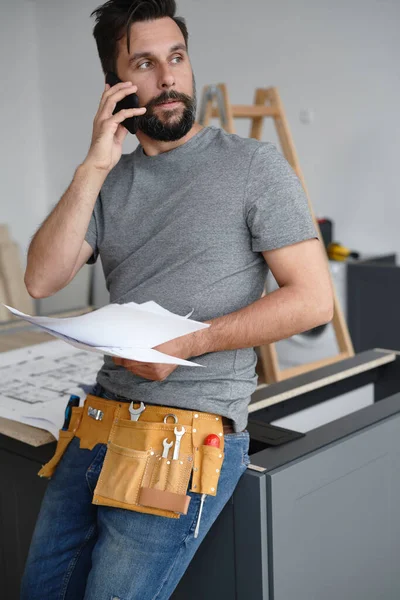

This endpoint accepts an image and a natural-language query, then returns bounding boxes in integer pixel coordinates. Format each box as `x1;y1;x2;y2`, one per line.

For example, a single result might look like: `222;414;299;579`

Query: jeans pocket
241;431;251;466
86;443;108;494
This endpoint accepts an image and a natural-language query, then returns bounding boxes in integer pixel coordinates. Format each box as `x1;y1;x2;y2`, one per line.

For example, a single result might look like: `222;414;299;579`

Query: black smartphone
105;71;141;135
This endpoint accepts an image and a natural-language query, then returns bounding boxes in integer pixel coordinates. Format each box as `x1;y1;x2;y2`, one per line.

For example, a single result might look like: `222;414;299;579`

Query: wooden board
0;224;10;244
0;417;54;447
0;241;34;315
249;349;396;414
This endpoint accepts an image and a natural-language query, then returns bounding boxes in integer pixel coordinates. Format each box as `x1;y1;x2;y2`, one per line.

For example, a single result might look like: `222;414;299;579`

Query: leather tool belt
38;394;227;519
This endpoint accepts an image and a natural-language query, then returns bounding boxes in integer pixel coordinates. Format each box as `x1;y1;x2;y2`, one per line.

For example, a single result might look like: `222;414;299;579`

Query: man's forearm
186;285;334;358
25;162;106;298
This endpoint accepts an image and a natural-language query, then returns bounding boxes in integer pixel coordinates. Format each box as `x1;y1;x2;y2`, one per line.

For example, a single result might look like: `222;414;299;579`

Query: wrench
172;426;186;460
162;438;174;459
129;401;146;422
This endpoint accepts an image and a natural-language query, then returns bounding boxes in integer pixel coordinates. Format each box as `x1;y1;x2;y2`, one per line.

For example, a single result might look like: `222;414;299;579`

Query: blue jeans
21;386;250;600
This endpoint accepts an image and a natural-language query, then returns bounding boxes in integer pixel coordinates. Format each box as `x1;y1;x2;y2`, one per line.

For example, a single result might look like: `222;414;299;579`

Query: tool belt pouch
92;411;225;519
190;422;225;498
38;407;83;479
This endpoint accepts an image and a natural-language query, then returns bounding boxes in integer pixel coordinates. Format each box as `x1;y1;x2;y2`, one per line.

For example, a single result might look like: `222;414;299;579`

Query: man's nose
158;64;175;89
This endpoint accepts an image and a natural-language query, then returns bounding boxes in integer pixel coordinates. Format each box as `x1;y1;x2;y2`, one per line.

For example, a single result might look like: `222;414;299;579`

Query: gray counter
173;349;400;600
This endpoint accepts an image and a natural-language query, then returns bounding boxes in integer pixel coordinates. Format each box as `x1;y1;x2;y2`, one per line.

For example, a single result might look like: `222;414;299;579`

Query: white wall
3;0;400;312
1;0;47;257
184;0;400;253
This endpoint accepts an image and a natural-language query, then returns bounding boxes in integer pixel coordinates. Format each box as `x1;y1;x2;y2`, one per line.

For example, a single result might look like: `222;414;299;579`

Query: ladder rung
277;352;351;381
211;105;279;119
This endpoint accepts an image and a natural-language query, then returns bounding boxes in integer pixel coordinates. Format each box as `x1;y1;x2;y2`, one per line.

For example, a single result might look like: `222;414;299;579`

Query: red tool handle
203;433;220;448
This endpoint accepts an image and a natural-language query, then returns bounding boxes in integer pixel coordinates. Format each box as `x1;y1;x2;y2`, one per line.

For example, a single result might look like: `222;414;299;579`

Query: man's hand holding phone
84;79;146;173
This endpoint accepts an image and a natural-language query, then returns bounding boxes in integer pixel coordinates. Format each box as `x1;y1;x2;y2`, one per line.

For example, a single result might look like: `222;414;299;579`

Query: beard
136;76;197;142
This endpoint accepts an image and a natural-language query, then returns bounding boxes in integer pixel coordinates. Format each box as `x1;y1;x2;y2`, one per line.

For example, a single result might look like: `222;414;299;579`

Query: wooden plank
249;350;395;414
249;88;270;140
0;329;57;446
258;343;280;384
0;224;10;244
211;105;279;118
0;330;53;352
218;83;236;134
0;241;34;315
278;352;350;380
0;417;54;447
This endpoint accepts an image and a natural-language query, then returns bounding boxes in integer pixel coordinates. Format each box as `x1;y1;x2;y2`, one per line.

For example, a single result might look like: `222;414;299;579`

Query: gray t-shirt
85;126;317;431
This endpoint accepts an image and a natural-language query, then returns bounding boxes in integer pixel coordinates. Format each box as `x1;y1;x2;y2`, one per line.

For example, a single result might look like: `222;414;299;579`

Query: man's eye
172;56;183;64
138;61;151;69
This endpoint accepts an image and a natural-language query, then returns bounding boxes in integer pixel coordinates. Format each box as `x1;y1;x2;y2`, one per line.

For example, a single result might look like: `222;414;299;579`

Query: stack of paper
4;301;209;366
0;302;210;438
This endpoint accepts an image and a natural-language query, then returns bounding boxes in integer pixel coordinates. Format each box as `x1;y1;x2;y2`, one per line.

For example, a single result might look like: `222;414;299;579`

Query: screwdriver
194;433;221;539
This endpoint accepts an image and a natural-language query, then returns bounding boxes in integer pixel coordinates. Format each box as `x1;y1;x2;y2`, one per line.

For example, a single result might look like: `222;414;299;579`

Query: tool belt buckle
88;406;104;421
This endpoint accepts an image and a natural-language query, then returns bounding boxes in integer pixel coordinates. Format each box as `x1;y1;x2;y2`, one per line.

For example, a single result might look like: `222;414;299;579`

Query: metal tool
172;426;186;460
88;406;104;421
129;401;146;421
163;413;178;424
162;438;174;459
194;433;221;539
194;494;206;539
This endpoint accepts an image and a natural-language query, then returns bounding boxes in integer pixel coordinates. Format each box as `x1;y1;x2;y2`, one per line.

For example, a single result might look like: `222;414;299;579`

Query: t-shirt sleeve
85;196;100;264
244;143;318;252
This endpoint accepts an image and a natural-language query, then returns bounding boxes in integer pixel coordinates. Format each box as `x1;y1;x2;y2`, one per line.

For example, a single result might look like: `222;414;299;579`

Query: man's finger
114;357;143;367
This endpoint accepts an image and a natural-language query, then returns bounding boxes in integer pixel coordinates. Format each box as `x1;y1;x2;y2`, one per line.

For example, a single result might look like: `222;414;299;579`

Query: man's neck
136;123;204;157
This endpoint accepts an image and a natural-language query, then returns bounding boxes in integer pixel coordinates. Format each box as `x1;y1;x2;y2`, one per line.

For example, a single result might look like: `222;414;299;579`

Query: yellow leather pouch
190;416;225;497
93;408;195;519
38;406;83;478
37;394;227;520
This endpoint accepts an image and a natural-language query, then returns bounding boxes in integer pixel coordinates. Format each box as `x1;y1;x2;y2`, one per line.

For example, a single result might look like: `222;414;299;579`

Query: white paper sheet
0;340;102;438
3;302;209;367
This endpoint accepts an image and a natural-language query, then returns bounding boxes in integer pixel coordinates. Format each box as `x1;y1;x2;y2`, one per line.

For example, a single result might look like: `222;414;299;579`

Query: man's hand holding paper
112;320;212;380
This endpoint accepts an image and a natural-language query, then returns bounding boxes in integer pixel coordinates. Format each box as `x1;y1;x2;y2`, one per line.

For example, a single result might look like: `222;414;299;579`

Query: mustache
145;90;193;110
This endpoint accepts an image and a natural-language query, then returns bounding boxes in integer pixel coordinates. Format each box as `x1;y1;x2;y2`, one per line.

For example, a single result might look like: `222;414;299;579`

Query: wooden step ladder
198;83;354;383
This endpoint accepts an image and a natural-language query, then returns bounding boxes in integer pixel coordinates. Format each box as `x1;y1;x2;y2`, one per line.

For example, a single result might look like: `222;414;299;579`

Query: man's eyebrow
129;43;187;63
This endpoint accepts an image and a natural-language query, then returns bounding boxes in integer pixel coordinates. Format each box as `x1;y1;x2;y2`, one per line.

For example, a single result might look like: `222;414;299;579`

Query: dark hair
90;0;189;75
